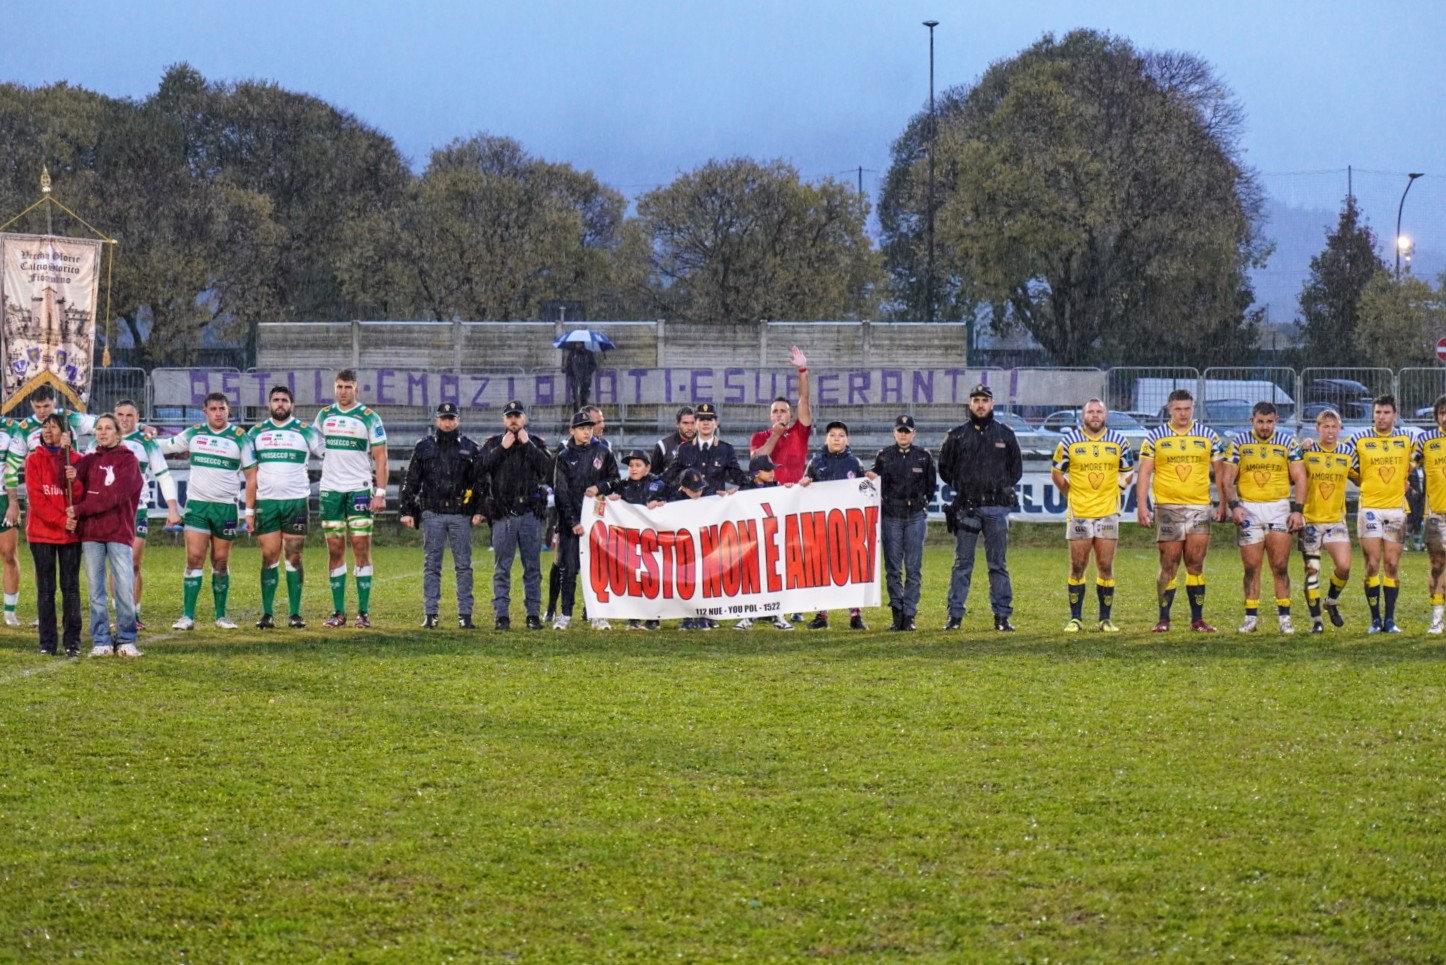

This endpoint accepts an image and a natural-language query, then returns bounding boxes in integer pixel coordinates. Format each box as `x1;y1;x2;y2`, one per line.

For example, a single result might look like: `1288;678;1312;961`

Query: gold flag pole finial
40;165;51;194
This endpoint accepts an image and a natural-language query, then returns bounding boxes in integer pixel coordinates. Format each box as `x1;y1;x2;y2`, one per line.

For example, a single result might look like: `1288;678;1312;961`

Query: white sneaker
1278;615;1295;635
1430;618;1444;635
171;616;195;630
771;616;794;630
589;618;612;631
116;643;143;657
733;618;754;630
1238;615;1258;633
214;617;238;629
89;645;113;657
553;615;571;630
3;611;18;627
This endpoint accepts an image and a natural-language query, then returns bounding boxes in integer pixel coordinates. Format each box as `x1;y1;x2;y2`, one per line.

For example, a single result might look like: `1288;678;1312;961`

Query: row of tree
0;32;1434;367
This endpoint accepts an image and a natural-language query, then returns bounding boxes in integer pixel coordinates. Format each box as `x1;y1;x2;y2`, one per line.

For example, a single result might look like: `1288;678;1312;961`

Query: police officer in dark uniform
399;402;483;629
868;414;938;631
665;402;749;492
477;400;552;631
552;409;619;630
937;384;1023;631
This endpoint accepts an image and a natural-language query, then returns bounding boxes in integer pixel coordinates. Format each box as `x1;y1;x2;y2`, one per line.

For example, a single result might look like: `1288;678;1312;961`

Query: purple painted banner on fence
153;367;1105;410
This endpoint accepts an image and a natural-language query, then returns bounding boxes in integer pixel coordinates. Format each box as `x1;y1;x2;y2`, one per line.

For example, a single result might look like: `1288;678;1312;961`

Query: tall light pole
1396;171;1424;279
923;19;938;323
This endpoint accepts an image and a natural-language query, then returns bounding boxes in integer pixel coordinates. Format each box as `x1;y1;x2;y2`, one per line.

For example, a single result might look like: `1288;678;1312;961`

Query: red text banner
580;479;882;620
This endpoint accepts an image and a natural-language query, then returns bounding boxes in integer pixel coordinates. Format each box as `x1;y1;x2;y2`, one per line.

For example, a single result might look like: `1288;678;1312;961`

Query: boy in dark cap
800;420;868;630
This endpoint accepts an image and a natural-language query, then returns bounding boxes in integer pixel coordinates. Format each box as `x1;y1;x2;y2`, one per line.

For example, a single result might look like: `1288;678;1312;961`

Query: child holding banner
800;421;867;630
587;449;668;630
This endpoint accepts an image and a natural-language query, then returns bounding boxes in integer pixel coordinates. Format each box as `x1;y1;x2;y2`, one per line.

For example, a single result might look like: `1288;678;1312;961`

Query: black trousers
32;541;82;654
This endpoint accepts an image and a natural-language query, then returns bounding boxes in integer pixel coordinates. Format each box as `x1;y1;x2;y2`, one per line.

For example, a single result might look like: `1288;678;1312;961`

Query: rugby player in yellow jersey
1136;389;1227;633
1051;399;1135;633
1219;402;1306;635
1350;394;1415;633
1299;409;1354;633
1411;395;1446;633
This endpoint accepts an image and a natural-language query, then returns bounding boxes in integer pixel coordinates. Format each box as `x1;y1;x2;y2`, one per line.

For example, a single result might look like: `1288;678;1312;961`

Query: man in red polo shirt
750;346;812;484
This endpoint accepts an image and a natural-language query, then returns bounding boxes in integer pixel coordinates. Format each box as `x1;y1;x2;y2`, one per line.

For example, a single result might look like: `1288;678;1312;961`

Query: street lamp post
1396;171;1424;279
923;19;938;323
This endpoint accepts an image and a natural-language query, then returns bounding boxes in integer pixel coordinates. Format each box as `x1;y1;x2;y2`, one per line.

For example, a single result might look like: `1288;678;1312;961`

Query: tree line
1;32;1436;368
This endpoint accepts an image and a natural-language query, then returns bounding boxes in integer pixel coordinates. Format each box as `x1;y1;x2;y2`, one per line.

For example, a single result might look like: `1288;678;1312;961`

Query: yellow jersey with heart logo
1349;427;1415;511
1226;429;1302;502
1301;442;1354;524
1139;421;1224;506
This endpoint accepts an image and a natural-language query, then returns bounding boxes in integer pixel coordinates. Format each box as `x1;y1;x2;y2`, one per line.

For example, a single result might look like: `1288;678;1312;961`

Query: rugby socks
1185;573;1206;622
3;591;16;616
285;561;303;617
1275;597;1291;619
182;568;204;619
1382;577;1399;624
1327;574;1347;605
260;562;279;616
1365;575;1382;623
1244;598;1259;619
1304;554;1323;619
1068;579;1086;621
1432;594;1443;627
354;565;373;613
1096;579;1114;622
212;573;230;618
330;566;347;613
1159;577;1178;622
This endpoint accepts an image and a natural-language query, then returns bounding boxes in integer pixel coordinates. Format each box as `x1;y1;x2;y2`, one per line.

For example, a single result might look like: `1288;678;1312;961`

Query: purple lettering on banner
912;370;934;404
285;370;297;400
945;369;967;402
250;371;272;407
691;368;713;401
189;370;209;406
596;369;616;405
406;371;428;408
469;376;490;408
847;371;869;405
314;370;333;407
504;376;517;403
439;374;460;407
881;370;903;404
536;375;555;406
627;369;647;405
723;368;746;405
375;369;395;405
221;370;241;406
816;373;839;406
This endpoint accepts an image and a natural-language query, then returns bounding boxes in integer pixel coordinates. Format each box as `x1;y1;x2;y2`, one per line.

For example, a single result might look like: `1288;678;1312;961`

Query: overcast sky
4;0;1443;268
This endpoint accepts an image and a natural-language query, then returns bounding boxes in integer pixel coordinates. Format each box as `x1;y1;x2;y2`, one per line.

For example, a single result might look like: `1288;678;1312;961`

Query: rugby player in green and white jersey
313;369;388;628
245;385;322;629
114;400;180;631
8;384;97;456
0;415;23;626
159;393;258;630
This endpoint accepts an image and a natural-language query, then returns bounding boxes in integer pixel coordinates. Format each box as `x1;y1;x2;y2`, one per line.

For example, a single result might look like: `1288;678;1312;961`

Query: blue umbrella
552;329;616;352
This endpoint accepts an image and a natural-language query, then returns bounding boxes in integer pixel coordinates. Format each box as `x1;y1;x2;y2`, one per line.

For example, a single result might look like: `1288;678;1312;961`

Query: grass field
2;532;1445;962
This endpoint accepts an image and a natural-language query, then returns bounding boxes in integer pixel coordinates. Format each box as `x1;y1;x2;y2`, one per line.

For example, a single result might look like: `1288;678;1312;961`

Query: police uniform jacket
937;414;1022;507
872;443;937;518
598;473;668;505
554;439;619;529
399;428;482;518
666;438;749;492
478;430;552;520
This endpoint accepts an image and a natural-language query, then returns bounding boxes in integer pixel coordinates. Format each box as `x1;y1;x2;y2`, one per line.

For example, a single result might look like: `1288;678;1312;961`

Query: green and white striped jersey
314;403;386;494
122;428;178;511
161;423;256;505
246;417;321;501
0;418;21;489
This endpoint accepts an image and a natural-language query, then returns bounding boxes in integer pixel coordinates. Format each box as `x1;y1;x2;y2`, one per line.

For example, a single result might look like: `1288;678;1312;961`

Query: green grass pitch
2;532;1444;961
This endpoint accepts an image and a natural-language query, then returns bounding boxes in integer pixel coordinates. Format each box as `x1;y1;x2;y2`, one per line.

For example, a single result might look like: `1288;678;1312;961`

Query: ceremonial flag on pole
0;232;101;407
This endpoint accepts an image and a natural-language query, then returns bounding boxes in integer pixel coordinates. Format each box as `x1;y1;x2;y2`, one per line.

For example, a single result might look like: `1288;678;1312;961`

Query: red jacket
72;444;144;544
24;446;82;545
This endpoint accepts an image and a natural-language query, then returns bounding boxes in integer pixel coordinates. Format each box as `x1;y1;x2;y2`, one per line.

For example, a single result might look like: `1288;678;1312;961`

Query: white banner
580;478;883;620
0;233;101;403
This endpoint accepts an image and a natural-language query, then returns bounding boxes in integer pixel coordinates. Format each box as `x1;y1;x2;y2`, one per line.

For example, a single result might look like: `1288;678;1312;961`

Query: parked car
1301;378;1374;409
1157;398;1255;441
1039;408;1150;453
994;409;1057;455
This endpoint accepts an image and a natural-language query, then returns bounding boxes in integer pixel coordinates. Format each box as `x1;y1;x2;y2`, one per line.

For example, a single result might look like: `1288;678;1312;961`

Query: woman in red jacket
25;412;83;656
69;413;144;657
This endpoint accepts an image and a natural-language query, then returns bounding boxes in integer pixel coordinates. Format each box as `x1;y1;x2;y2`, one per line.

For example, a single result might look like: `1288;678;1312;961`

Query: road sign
1437;337;1446;362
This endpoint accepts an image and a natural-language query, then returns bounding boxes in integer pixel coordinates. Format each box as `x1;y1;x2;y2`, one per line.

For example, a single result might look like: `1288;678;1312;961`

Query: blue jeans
881;511;927;617
421;512;474;616
491;513;542;618
947;505;1013;619
84;541;136;647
